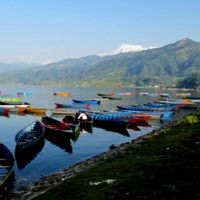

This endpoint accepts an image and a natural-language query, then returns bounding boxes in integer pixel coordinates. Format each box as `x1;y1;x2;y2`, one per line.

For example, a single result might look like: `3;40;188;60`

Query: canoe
175;93;191;97
15;139;45;170
88;112;141;131
53;92;70;97
72;99;101;105
15;120;45;150
156;99;198;108
0;142;15;190
102;96;123;100
0;101;30;108
114;92;133;96
24;107;47;115
89;111;151;128
55;103;91;110
41;116;80;141
17;92;34;96
63;114;93;133
4;106;27;113
0;97;21;102
97;93;114;97
131;105;175;112
24;107;77;116
0;107;9;116
185;97;200;103
114;108;163;120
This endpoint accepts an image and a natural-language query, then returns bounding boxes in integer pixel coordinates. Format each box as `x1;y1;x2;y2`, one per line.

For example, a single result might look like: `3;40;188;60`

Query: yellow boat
24;107;76;116
175;93;191;97
53;92;70;97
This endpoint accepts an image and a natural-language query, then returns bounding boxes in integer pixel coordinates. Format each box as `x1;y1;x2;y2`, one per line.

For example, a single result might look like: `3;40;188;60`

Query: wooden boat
15;139;45;170
63;113;93;133
97;93;114;97
175;93;191;97
156;98;198;108
41;116;80;141
15;120;45;150
0;97;21;102
0;142;15;190
55;103;91;110
24;107;77;116
87;112;141;131
102;96;123;100
90;110;151;128
72;99;101;105
0;107;9;116
53;92;70;97
17;92;34;96
4;106;27;113
186;97;200;103
114;92;133;96
130;104;175;111
117;106;173;120
24;107;47;115
0;101;30;108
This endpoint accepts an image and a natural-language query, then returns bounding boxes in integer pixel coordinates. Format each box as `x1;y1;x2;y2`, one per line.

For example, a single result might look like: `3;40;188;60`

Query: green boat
0;97;21;102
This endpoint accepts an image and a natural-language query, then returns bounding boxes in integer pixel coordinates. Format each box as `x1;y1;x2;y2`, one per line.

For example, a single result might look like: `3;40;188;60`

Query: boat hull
15;120;45;150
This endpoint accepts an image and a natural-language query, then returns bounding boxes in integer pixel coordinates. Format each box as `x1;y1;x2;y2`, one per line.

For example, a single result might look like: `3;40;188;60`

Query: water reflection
44;132;73;154
0;171;15;199
15;139;45;170
93;122;130;137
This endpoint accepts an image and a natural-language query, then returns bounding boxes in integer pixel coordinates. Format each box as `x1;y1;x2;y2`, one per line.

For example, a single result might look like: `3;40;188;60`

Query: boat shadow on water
15;139;45;170
44;132;73;154
93;122;130;137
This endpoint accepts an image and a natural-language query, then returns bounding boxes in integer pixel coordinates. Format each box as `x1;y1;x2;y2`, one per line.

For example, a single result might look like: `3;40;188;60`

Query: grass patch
34;112;200;200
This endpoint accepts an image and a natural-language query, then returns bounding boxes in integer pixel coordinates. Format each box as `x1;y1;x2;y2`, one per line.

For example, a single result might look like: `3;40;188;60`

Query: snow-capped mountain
99;43;156;56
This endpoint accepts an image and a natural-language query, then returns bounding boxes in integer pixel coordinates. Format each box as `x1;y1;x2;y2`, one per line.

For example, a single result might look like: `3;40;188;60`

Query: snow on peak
99;43;156;57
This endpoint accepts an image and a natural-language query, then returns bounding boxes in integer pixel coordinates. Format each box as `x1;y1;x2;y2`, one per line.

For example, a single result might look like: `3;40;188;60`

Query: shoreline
10;119;179;200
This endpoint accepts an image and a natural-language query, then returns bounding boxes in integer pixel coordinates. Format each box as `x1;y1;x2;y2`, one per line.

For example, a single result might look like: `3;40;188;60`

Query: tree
177;73;200;89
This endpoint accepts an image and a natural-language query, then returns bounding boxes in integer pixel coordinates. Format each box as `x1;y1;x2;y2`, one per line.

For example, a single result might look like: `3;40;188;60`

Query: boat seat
0;165;11;169
0;174;7;177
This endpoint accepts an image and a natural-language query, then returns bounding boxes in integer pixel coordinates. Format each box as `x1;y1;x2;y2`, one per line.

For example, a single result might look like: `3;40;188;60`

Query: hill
0;62;39;74
0;38;200;87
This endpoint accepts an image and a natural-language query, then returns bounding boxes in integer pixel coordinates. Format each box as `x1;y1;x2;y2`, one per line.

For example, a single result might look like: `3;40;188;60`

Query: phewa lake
0;85;198;192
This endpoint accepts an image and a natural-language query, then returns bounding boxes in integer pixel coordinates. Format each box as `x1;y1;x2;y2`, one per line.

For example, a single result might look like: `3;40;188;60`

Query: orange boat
53;92;70;97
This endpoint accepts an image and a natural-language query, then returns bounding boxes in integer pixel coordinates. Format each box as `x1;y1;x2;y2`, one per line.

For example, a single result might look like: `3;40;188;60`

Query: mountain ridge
0;38;199;87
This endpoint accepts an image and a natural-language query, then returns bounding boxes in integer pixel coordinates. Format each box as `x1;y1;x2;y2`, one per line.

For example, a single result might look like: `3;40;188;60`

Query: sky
0;0;199;64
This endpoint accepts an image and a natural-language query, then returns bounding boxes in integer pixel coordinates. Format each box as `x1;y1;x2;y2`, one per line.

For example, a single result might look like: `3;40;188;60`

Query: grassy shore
21;112;200;200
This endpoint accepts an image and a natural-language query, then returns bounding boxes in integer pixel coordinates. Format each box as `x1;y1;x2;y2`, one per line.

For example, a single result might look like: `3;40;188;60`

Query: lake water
0;85;198;191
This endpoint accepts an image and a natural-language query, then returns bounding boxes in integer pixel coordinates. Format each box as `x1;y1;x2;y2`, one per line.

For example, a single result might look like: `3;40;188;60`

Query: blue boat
55;102;91;109
15;120;45;150
72;99;101;105
0;142;15;191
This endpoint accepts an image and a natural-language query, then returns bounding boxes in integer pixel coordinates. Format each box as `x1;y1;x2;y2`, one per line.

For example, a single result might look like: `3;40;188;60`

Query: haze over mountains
0;62;40;73
0;38;199;87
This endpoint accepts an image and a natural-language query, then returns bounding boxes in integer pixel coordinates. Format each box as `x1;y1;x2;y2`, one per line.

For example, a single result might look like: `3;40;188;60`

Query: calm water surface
0;85;198;190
